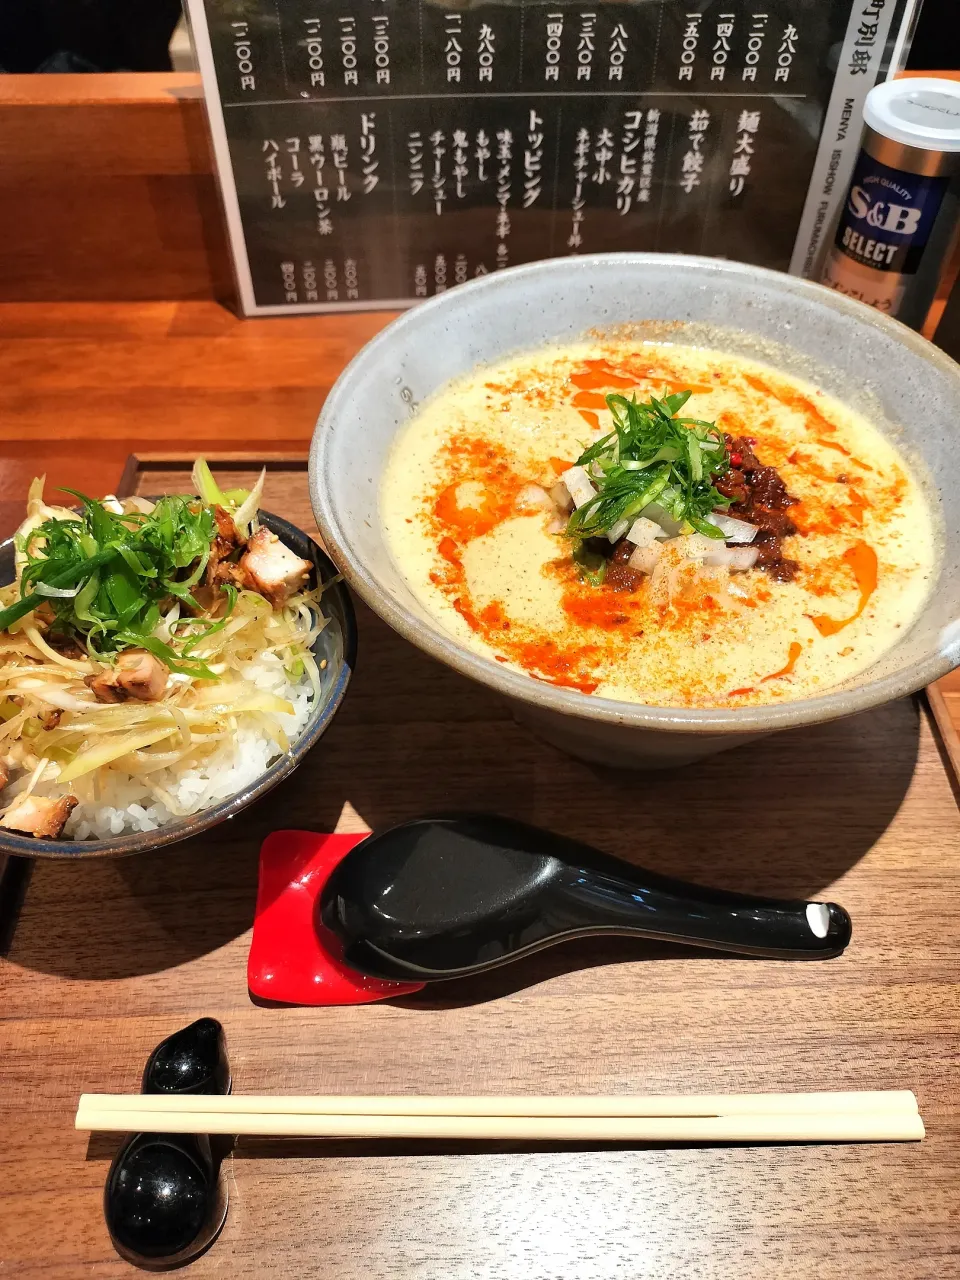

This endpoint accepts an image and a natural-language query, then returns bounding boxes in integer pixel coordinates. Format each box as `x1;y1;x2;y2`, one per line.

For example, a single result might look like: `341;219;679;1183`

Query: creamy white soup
381;340;935;708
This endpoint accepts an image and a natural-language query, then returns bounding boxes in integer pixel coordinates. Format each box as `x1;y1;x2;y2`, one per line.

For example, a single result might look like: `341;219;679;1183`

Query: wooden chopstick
77;1089;919;1119
75;1107;924;1143
75;1091;924;1144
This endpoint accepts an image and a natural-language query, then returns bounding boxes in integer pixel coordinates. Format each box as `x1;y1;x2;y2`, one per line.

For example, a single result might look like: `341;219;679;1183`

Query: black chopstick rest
104;1018;231;1270
142;1017;231;1096
104;1131;228;1269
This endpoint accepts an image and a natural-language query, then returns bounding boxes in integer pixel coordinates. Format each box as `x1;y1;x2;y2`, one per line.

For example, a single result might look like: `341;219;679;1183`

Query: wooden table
2;305;960;1279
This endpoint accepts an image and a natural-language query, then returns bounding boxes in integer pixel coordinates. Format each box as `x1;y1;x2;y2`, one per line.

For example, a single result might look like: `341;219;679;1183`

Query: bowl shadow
8;605;923;982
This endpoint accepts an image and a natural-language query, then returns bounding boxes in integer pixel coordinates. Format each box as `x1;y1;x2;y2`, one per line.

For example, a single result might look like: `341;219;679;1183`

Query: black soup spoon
319;815;852;982
104;1018;231;1269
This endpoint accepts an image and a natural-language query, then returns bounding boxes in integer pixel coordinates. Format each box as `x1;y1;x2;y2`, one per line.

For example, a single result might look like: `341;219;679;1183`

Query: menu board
183;0;919;314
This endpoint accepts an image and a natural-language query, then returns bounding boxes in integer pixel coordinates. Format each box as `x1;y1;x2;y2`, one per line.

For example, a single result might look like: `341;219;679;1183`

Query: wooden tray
2;454;960;1279
926;671;960;783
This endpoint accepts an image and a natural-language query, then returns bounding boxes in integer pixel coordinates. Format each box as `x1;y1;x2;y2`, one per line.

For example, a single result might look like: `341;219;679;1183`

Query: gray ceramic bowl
310;253;960;767
0;511;356;857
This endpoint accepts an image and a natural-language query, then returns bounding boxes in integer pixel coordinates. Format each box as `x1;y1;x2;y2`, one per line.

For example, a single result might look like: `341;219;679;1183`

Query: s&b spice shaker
820;77;960;331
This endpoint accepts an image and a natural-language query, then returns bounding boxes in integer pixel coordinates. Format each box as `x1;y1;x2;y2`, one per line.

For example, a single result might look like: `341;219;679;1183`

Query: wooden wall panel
0;74;229;304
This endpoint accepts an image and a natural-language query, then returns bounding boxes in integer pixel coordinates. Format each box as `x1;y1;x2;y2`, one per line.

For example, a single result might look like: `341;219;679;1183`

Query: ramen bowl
310;253;960;767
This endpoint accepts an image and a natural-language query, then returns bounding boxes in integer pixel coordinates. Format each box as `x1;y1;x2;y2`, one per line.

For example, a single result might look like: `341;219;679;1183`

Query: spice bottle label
821;150;949;311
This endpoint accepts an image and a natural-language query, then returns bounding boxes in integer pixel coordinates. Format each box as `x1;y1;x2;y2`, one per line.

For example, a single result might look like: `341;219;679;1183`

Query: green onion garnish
566;390;732;542
0;490;236;678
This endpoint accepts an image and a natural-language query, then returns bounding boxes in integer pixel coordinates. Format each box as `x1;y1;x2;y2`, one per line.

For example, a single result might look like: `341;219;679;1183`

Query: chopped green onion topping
566;390;732;543
0;487;237;678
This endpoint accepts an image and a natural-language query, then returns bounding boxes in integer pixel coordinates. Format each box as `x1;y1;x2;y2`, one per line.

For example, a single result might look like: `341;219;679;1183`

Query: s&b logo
847;185;922;236
834;152;947;274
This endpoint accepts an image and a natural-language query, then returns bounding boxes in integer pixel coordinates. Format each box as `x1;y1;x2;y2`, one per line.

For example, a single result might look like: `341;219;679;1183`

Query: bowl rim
0;510;357;859
310;251;960;735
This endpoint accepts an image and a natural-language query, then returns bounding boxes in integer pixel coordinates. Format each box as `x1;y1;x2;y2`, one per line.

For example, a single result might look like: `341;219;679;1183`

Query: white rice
36;657;316;841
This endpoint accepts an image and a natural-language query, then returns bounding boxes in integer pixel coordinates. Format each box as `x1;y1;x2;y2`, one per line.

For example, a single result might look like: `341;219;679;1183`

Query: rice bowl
0;491;355;858
62;651;315;841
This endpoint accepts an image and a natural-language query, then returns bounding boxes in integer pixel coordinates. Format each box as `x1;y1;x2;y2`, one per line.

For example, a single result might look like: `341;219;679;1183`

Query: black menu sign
183;0;918;314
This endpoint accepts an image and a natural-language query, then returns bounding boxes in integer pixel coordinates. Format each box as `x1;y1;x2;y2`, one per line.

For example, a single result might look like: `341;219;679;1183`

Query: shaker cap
864;77;960;154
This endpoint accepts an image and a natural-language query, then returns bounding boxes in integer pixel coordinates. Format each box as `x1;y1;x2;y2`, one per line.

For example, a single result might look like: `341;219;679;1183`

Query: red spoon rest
247;829;425;1006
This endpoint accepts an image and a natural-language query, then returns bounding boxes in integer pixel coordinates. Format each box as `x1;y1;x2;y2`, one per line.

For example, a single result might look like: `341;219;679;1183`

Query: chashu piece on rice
0;792;78;839
85;649;170;704
205;505;245;591
239;528;313;607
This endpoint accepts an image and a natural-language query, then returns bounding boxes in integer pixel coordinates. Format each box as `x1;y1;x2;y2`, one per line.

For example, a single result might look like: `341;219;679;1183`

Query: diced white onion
706;512;758;544
548;481;574;514
34;582;80;598
728;546;759;572
678;531;761;573
101;495;124;515
626;517;667;546
561;466;597;509
607;518;630;544
639;501;685;538
515;484;554;513
678;534;741;569
704;547;737;567
628;541;664;575
681;534;720;561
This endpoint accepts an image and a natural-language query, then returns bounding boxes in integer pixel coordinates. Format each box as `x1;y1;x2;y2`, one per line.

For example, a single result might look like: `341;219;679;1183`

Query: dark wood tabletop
2;418;960;1276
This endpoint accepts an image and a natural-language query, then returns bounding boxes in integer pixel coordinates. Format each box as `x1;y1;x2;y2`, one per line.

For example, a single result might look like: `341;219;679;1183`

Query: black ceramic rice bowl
0;511;356;859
